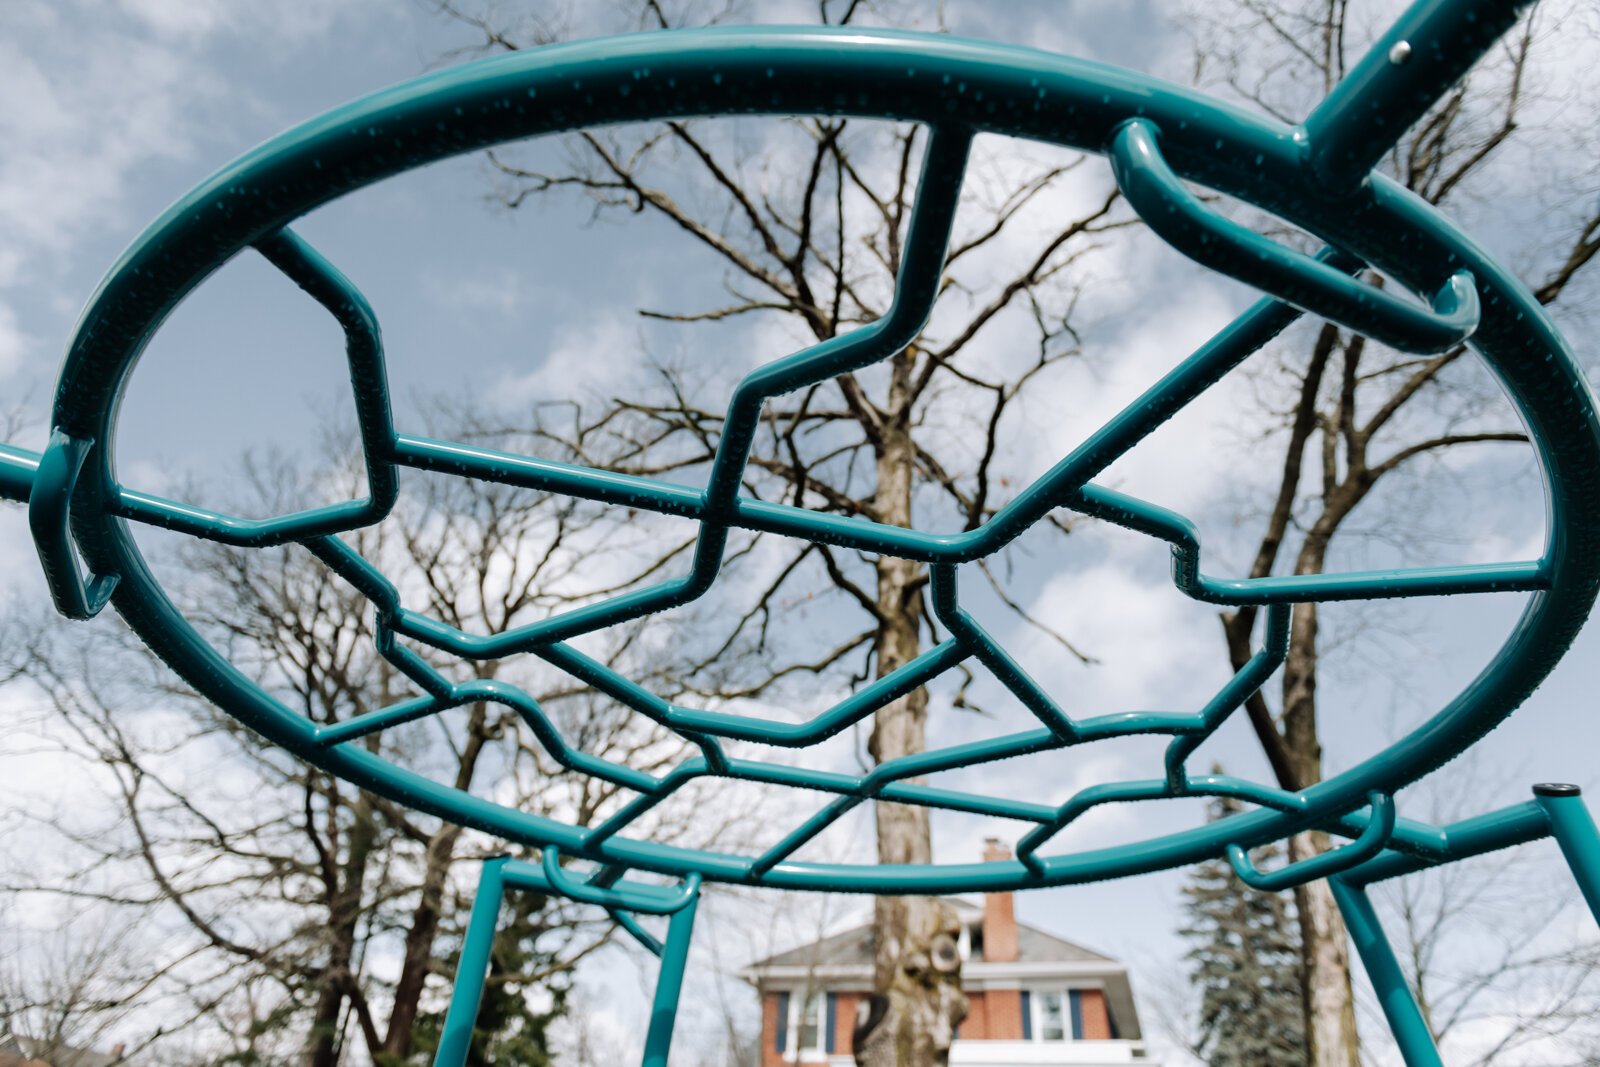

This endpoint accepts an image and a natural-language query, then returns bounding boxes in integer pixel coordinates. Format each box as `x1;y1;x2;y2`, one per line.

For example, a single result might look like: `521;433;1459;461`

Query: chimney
981;838;1019;963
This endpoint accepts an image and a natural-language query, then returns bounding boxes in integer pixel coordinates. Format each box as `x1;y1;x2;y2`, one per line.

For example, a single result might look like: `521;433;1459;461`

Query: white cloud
0;27;202;276
429;269;531;317
0;1;367;288
116;0;238;41
0;303;28;379
495;312;642;406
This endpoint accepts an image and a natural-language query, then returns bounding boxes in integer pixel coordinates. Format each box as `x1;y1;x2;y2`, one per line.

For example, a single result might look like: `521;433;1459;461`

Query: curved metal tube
1227;793;1396;891
540;848;701;915
28;429;118;619
1109;119;1479;354
0;443;38;506
21;17;1598;897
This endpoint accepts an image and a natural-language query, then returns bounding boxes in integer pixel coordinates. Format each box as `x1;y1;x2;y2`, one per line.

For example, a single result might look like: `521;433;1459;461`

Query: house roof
747;897;1115;969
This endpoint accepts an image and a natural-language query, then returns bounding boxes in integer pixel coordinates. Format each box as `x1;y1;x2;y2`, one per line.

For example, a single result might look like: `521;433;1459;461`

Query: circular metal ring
54;27;1600;893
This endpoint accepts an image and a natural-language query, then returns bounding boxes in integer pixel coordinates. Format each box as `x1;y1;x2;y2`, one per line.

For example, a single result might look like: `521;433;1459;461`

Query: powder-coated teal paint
5;0;1593;897
4;1;1600;1061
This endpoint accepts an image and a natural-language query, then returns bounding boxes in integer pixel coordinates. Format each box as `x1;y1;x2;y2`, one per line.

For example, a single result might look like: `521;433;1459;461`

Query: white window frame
784;988;827;1061
1027;986;1081;1042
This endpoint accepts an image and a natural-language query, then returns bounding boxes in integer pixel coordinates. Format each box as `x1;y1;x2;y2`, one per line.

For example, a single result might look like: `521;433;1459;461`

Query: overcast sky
2;1;1598;1063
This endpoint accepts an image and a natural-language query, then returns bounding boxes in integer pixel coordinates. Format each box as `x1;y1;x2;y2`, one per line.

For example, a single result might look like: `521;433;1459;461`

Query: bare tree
1184;1;1600;1063
0;903;160;1064
433;3;1136;1061
3;415;737;1064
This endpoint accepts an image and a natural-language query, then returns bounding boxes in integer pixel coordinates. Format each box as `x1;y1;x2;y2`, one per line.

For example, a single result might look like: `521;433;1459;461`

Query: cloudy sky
2;0;1598;1062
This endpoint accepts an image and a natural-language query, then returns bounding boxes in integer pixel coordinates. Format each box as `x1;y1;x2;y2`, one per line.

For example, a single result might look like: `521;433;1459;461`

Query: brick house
741;842;1157;1066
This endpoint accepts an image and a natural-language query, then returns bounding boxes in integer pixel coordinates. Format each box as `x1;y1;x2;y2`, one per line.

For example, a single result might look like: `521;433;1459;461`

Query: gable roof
748;897;1115;970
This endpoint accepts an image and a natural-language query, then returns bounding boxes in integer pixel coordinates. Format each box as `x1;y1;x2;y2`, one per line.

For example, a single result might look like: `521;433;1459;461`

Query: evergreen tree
1180;791;1307;1066
405;886;572;1067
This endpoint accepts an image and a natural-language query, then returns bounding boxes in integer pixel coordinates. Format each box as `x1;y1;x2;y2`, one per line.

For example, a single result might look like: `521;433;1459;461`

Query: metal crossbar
4;1;1600;1064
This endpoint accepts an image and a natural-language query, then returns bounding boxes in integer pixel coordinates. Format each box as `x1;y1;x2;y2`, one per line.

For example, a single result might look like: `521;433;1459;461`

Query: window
797;992;822;1051
1025;988;1084;1041
775;990;836;1059
1039;990;1067;1040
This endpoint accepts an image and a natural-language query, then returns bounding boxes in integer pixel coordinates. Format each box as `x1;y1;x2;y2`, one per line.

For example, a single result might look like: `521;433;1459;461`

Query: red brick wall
760;989;869;1061
984;988;1024;1040
833;992;858;1056
961;990;989;1039
761;992;784;1067
1079;989;1112;1040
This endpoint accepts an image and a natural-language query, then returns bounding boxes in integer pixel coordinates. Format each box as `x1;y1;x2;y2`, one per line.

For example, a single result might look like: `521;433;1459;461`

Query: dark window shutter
1069;990;1084;1040
1021;989;1033;1040
776;991;789;1052
825;992;837;1053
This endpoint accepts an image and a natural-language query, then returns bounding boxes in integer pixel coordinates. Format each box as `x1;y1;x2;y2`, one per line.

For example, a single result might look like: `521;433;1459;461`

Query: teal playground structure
2;1;1598;1064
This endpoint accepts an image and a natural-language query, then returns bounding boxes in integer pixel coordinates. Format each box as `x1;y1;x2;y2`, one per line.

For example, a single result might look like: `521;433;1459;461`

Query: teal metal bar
435;858;700;1067
607;907;665;957
1330;876;1444;1067
642;879;701;1067
29;429;118;619
436;856;509;1067
0;443;38;505
8;0;1595;904
5;7;1596;1059
1533;784;1600;923
252;230;399;514
1110;118;1479;353
537;849;700;914
1163;604;1292;784
1228;793;1396;892
1340;799;1549;886
1303;0;1535;191
105;229;397;550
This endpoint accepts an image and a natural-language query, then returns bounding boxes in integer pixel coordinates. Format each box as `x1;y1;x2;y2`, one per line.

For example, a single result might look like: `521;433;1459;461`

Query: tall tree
5;417;730;1063
1181;791;1307;1067
1186;1;1600;1062
439;3;1129;1061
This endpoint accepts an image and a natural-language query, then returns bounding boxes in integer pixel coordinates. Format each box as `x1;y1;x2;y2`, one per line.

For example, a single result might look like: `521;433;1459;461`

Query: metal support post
642;879;701;1067
435;856;510;1067
1329;876;1442;1067
1533;783;1600;924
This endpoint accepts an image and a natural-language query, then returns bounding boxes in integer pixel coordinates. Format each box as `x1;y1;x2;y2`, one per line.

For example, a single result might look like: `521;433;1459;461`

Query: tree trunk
859;356;967;1066
383;703;491;1057
1290;831;1361;1067
1282;545;1360;1067
305;791;377;1067
305;960;349;1067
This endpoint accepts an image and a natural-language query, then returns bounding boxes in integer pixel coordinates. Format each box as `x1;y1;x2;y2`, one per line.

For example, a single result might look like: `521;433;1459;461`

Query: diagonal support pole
435;856;510;1067
1329;782;1600;1067
1329;875;1443;1067
434;856;701;1067
642;878;700;1067
1302;0;1535;191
